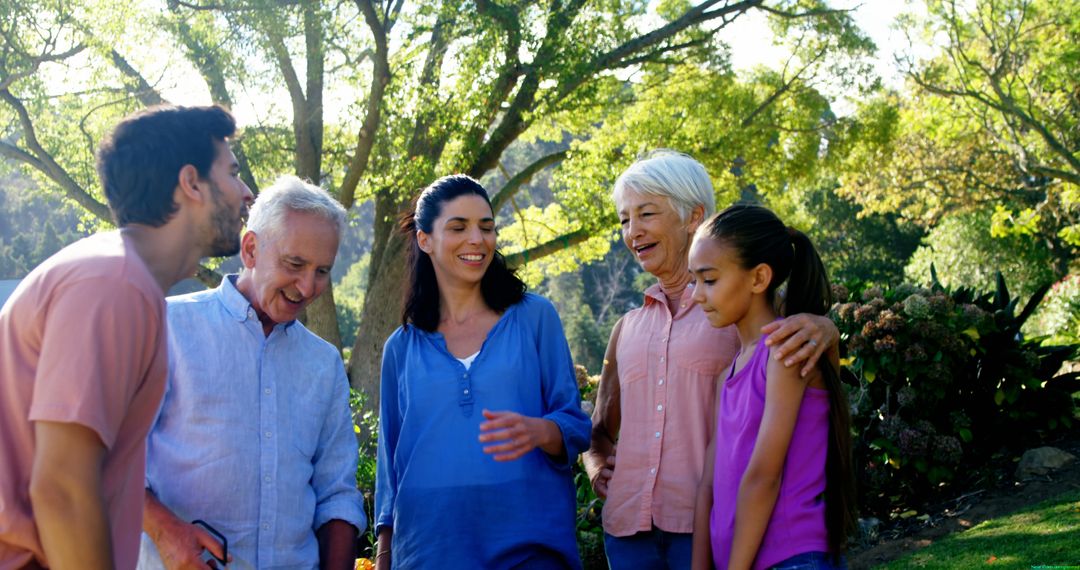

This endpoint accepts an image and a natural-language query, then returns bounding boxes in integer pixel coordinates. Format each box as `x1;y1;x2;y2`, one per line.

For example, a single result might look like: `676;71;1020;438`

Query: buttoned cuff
315;497;368;534
541;413;576;470
375;515;394;536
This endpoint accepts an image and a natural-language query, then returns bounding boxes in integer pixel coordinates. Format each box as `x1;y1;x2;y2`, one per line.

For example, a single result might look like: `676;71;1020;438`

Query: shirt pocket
284;388;322;461
668;338;731;377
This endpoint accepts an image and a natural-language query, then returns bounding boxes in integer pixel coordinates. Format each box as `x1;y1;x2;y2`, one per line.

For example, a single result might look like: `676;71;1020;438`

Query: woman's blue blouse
376;294;591;569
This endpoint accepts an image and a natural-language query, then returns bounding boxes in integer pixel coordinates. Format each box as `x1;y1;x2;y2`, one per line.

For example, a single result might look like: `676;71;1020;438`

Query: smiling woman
416;193;497;291
374;175;591;570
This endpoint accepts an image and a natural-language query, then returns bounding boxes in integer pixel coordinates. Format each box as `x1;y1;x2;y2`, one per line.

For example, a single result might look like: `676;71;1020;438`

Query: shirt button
658;378;664;385
659;357;665;363
264;388;271;395
463;389;470;395
656;404;663;411
262;523;270;530
654;431;661;438
650;467;657;475
264;475;271;483
264;431;272;439
680;303;686;308
463;372;469;378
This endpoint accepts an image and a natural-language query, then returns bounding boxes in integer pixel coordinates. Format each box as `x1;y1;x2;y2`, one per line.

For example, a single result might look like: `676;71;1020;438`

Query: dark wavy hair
96;105;236;227
702;203;857;556
400;174;526;331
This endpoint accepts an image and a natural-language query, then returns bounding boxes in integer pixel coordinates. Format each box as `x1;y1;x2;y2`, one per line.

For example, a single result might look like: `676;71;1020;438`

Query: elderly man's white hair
246;175;347;241
612;149;716;221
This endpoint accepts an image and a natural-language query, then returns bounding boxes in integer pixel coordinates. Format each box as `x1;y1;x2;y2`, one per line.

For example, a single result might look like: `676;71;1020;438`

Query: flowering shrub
832;275;1079;516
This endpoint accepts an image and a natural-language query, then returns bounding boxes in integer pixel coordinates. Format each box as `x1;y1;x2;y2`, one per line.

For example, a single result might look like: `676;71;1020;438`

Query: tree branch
195;264;223;288
741;46;827;128
1031;165;1080;187
0;88;112;222
470;0;770;178
168;0;302;11
757;4;855;19
107;48;165;107
614;38;711;69
0;43;85;92
0;140;46;170
167;6;259;193
340;0;391;209
462;0;524;156
571;0;761;85
465;0;586;177
503;228;592;269
491;150;567;212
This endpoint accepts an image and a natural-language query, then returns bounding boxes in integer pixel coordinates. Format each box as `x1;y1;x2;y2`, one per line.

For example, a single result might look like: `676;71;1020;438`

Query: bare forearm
317;519;357;570
374;528;393;570
31;475;112;569
537;418;565;457
728;476;781;570
143;489;178;544
30;421;112;570
584;430;614;479
690;480;714;570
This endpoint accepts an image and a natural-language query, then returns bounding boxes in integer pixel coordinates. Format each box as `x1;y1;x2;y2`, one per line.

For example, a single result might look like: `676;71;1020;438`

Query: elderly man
0;105;253;570
139;176;365;570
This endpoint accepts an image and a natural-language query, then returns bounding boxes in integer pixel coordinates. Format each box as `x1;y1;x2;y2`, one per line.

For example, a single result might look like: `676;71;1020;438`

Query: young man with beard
139;176;365;570
0;105;254;570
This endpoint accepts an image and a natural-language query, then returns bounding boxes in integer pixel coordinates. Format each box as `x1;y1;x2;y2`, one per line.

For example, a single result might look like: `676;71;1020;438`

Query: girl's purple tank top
710;333;832;569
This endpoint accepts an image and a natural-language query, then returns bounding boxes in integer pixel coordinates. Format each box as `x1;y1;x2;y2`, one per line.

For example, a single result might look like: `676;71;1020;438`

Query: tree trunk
347;230;408;406
303;283;342;352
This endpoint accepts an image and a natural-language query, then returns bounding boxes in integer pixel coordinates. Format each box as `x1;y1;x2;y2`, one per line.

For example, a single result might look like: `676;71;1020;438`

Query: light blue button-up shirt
140;276;365;569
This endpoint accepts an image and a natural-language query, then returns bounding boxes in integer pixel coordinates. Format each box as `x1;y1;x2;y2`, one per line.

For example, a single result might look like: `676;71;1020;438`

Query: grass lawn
879;488;1080;569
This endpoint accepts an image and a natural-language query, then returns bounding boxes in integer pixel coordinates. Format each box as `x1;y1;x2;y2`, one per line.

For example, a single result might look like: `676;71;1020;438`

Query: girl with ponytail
689;204;857;570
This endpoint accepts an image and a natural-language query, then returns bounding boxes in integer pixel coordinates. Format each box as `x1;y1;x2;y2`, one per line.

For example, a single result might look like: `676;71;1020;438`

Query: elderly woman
583;150;838;569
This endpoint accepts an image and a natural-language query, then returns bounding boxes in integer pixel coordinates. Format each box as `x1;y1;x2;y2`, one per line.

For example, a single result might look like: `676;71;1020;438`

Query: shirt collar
216;274;297;332
642;281;697;316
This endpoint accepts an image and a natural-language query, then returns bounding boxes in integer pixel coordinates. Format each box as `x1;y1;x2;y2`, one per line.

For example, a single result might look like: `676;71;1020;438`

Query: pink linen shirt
601;283;738;536
0;231;167;570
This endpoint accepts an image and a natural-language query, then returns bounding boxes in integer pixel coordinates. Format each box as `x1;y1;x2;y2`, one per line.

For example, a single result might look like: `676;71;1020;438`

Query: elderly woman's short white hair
612;149;716;221
247;175;347;241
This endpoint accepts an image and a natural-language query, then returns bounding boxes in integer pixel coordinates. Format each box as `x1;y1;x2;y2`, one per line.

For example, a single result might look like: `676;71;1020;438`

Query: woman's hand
761;314;839;377
590;453;616;498
478;409;563;461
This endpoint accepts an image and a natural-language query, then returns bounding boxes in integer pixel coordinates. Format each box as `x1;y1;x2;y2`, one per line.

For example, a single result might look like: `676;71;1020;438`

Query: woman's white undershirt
457;350;480;370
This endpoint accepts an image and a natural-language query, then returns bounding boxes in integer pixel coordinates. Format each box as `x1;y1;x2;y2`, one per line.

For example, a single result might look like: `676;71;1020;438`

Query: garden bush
350;389;379;559
1027;274;1080;346
831;273;1080;518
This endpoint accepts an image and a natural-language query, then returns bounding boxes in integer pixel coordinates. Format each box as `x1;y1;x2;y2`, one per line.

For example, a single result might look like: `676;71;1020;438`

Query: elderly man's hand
151;518;229;570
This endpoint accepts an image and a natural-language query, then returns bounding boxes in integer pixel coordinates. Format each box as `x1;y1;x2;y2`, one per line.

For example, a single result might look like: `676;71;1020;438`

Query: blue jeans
604;528;692;570
770;551;848;570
